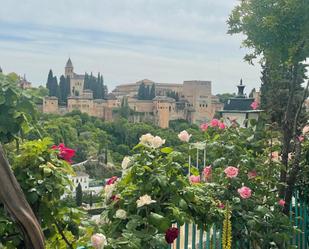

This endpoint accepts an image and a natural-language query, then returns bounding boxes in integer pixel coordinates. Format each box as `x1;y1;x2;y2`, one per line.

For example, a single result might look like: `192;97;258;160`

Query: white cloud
0;0;261;93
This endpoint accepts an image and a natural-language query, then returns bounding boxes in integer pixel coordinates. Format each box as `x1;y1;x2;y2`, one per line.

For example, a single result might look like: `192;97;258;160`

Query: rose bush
94;133;222;248
91;120;295;249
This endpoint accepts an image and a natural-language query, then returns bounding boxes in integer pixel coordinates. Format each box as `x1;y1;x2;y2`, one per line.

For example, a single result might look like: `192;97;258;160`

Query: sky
0;0;261;94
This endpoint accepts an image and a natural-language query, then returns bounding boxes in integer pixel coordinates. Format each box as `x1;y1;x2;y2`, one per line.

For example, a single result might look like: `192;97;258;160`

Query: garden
0;0;309;248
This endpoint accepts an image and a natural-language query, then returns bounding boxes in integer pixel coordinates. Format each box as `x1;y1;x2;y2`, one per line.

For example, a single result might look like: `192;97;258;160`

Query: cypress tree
49;76;59;98
145;85;150;100
89;191;93;207
46;69;54;96
138;82;146;100
75;183;83;206
101;75;105;98
66;76;71;98
150;84;156;99
104;147;108;165
59;75;66;104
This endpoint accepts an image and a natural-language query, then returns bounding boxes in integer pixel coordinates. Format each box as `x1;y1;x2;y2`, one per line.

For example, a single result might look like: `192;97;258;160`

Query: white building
71;171;90;192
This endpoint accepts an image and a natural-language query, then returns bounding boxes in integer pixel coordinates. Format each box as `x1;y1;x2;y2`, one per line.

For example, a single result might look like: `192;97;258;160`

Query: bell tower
65;58;74;78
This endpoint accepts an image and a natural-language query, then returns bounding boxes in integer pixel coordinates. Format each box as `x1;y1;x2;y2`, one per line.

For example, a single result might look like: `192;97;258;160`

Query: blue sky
0;0;261;94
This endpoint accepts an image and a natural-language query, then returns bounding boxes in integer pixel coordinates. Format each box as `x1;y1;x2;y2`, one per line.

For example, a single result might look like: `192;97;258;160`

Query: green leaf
148;212;171;233
161;147;173;154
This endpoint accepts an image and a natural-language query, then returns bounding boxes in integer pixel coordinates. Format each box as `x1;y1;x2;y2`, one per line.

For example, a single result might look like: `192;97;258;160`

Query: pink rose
218;202;225;209
237;186;252;199
278;199;285;207
203;166;212;180
271;151;281;162
250;101;259;110
210;119;219;127
247;170;257;179
224;166;239;178
302;125;309;134
218;122;226;129
178;130;192;142
91;233;107;249
298;136;304;142
189;175;200;184
200;123;209;132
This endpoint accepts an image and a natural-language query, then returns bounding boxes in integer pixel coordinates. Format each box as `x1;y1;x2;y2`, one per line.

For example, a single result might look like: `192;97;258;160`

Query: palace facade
43;59;223;128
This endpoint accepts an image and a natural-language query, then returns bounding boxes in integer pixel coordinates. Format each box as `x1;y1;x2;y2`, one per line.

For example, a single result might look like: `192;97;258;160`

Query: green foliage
46;69;59;98
166;91;179;101
100;143;222;248
0;138;92;248
0;73;36;144
216;93;235;105
84;72;105;99
59;75;70;104
24;86;49;105
137;83;155;100
95;125;294;248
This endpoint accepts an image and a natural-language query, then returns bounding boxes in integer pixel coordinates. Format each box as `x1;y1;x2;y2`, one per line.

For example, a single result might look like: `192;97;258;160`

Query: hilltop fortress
43;59;223;128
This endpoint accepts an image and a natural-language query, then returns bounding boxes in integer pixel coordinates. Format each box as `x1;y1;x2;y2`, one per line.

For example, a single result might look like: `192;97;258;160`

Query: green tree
75;183;83;207
216;93;235;104
137;82;146;100
46;69;54;96
228;0;309;212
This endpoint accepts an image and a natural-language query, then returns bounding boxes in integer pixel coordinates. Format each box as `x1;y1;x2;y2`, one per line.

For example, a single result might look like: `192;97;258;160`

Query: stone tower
65;58;74;78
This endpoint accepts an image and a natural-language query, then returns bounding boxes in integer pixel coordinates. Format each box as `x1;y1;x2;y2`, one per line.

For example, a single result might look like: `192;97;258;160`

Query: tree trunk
0;145;45;249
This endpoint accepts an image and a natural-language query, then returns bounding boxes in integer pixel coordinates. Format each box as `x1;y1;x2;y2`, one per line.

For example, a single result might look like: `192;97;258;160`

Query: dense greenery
228;0;309;212
0;73;37;144
28;111;201;168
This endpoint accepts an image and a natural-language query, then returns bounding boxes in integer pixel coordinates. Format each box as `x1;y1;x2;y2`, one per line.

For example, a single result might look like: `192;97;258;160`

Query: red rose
165;227;179;244
110;195;120;202
52;143;75;163
106;176;118;185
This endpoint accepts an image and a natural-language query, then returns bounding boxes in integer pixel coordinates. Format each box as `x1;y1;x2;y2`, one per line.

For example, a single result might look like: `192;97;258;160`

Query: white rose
115;209;127;219
136;194;156;208
104;184;115;200
139;133;154;147
151;136;166;148
121;156;131;170
178;130;192;142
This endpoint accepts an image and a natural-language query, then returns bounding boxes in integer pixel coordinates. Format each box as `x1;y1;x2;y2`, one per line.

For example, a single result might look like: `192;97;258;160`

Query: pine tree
75;183;83;206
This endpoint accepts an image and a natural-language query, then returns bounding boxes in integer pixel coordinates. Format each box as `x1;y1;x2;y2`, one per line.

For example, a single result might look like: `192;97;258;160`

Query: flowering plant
95;133;222;248
91;121;294;248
